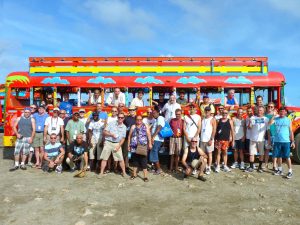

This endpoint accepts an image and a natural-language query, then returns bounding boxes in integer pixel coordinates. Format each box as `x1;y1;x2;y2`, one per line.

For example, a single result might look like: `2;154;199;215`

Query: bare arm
290;121;295;149
13;117;21;138
127;125;135;151
195;117;201;138
211;118;216;141
230;119;235;142
146;125;152;149
181;149;189;169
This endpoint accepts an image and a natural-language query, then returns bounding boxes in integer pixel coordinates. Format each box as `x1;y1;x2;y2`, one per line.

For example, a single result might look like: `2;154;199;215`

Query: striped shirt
45;142;63;158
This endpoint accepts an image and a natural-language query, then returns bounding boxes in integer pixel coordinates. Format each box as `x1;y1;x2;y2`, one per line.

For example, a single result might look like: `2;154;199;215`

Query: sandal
143;177;149;182
130;175;137;180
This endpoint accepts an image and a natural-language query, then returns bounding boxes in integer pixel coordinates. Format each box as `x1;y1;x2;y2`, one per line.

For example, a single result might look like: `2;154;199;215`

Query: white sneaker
240;162;245;170
205;167;211;175
215;166;220;173
223;166;231;172
55;165;62;174
192;169;197;175
231;162;239;169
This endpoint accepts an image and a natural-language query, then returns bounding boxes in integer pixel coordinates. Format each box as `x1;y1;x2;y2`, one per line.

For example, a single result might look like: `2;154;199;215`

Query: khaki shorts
249;141;265;155
89;136;103;160
169;137;183;155
32;133;44;148
100;141;123;161
200;141;214;153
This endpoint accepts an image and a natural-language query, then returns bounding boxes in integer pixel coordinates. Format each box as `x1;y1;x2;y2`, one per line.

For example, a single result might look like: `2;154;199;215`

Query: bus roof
6;56;285;88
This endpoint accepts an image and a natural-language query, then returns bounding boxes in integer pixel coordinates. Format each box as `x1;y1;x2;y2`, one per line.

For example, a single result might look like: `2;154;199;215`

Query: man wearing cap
10;108;36;171
32;105;49;168
199;95;215;117
106;88;126;107
176;91;188;105
184;103;201;147
78;108;88;140
44;107;64;144
88;89;102;105
130;89;144;108
161;94;181;122
59;93;73;117
88;103;108;122
65;111;85;147
88;112;106;171
123;105;137;173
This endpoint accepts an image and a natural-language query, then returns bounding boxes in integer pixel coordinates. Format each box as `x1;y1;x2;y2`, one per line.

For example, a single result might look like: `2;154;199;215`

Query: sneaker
240;162;245;170
20;165;27;170
223;166;231;172
286;172;293;179
192;169;197;175
257;167;264;173
27;162;33;168
253;164;257;170
245;167;254;173
198;176;207;182
9;165;19;172
153;169;162;175
273;170;283;176
221;162;225;169
70;167;76;173
86;166;90;171
55;165;62;173
215;166;220;173
205;168;211;175
231;162;239;169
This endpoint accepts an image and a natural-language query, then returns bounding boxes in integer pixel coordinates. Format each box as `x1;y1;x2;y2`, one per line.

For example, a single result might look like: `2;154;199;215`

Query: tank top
187;146;200;164
215;119;231;141
201;117;213;142
18;116;33;137
226;97;235;105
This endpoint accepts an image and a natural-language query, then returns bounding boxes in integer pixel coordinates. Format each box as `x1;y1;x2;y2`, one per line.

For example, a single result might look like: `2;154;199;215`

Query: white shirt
106;92;126;106
90;94;102;105
79;117;88;133
234;118;245;140
200;117;213;142
246;117;252;139
162;102;181;122
184;114;201;138
130;97;144;108
152;116;165;142
249;116;269;142
107;116;118;124
143;117;156;127
45;116;64;135
88;119;105;140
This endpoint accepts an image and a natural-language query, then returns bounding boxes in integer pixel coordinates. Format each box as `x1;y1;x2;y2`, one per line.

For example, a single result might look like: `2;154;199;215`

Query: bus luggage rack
29;57;268;75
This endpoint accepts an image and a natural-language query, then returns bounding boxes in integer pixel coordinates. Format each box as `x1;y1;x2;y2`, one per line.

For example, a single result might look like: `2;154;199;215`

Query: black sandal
130;175;137;180
143;177;149;182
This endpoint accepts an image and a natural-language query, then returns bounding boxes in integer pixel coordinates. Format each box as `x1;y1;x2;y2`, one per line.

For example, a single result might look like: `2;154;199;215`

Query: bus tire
292;133;300;164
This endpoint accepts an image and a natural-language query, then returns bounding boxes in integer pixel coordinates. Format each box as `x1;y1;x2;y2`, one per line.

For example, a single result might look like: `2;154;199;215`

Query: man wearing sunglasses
184;103;201;148
265;102;277;170
107;107;118;124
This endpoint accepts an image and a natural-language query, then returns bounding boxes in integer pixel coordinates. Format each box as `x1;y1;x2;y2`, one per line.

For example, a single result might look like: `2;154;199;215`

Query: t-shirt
130;98;144;107
170;118;184;137
107;116;118;124
152;116;165;142
79;117;88;133
33;113;49;132
142;117;156;127
59;101;73;116
65;120;85;144
200;103;215;116
162;102;181;122
68;141;88;156
184;114;201;138
176;98;187;105
88;119;105;140
106;92;126;106
45;116;64;135
273;117;291;143
265;113;277;136
45;142;63;158
124;116;136;134
249;116;269;142
105;121;127;143
234;118;245;140
245;117;252;139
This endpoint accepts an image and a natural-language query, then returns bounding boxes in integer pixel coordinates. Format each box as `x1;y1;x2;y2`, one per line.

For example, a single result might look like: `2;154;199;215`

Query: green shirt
265;113;276;136
65;120;85;145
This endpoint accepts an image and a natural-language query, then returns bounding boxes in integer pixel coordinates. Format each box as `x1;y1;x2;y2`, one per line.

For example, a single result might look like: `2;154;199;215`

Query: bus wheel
292;133;300;164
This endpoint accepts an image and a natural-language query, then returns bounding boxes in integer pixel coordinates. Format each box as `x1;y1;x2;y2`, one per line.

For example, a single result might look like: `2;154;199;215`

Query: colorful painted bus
3;56;300;162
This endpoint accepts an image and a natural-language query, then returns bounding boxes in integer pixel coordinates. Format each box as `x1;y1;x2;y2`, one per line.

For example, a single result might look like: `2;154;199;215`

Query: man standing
200;107;216;175
107;107;118;124
66;134;88;171
169;109;185;172
106;88;126;107
32;105;49;168
10;108;35;171
78;108;88;141
130;89;144;108
43;133;65;173
59;93;73;117
150;107;165;175
184;103;201;147
123;106;137;173
182;137;207;182
161;95;181;122
44;107;64;144
65;112;85;147
254;95;265;116
176;90;188;105
88;103;108;122
246;106;269;173
88;89;102;105
270;107;295;178
99;113;127;177
142;108;156;129
199;96;215;117
265;102;277;170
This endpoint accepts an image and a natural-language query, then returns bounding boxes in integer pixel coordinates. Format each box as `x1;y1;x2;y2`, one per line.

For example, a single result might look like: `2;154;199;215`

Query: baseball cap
53;107;59;111
92;112;98;116
204;106;211;111
73;111;79;115
203;95;209;99
79;108;86;113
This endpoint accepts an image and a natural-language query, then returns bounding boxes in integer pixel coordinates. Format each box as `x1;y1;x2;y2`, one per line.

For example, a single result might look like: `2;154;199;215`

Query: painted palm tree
6;75;30;86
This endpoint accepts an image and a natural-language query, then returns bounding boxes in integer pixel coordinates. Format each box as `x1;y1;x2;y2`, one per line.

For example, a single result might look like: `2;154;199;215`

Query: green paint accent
6;75;30;86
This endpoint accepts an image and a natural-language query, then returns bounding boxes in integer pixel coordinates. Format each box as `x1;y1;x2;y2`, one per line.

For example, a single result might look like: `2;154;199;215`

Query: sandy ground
1;136;300;225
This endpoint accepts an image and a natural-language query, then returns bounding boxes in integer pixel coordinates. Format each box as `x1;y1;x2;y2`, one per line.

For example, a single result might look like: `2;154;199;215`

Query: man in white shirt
130;89;144;108
44;108;64;144
161;95;181;122
88;89;102;105
107;107;118;124
142;108;156;129
184;103;201;147
106;88;126;107
245;106;270;173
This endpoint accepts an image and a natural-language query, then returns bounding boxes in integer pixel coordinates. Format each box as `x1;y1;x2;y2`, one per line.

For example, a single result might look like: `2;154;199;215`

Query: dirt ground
1;137;300;225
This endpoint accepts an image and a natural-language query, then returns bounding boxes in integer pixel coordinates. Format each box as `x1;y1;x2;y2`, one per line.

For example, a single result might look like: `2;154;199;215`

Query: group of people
10;88;295;182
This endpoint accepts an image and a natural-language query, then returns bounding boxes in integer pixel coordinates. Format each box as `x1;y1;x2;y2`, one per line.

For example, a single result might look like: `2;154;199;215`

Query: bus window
254;88;269;105
128;88;150;107
8;88;30;107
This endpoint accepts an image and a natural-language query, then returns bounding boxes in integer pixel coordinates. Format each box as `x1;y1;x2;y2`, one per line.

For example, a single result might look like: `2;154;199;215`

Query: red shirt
169;118;184;137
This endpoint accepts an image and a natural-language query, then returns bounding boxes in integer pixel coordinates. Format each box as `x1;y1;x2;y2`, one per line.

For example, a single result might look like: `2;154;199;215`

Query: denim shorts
273;142;291;159
149;141;162;163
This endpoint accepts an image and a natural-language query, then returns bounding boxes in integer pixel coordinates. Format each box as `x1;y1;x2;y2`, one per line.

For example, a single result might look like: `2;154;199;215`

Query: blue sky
1;0;300;105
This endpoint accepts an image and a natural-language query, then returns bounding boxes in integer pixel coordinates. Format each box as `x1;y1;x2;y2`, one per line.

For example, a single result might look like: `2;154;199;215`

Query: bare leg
39;147;45;167
143;169;148;178
216;149;221;166
233;150;238;163
21;154;27;164
28;152;33;164
100;160;107;175
223;150;228;167
170;155;174;171
264;149;269;167
119;160;126;175
174;155;180;171
208;152;213;168
286;158;292;170
132;167;137;177
155;161;161;170
35;147;40;166
239;149;244;162
198;158;207;176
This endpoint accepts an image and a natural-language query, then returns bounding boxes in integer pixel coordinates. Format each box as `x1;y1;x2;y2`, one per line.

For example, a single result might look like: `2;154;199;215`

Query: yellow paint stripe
30;66;268;74
3;136;16;147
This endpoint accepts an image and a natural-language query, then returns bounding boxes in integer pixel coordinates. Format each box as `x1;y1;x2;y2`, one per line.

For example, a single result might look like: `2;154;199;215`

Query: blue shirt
33;113;49;132
89;111;108;120
45;142;63;158
59;101;73;116
104;121;126;143
274;117;291;143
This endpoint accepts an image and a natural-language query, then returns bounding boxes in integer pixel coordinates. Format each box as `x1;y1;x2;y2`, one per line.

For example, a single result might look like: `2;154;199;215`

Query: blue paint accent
224;76;253;84
134;76;164;84
176;76;206;84
41;77;70;84
30;87;33;105
221;88;225;105
87;76;116;84
30;72;267;77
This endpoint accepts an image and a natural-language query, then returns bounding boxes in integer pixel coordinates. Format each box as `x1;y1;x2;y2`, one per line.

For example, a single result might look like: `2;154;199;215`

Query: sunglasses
112;110;118;112
268;106;274;108
129;109;136;111
118;117;125;119
175;114;181;116
191;141;197;143
136;119;143;121
50;137;56;140
31;107;37;109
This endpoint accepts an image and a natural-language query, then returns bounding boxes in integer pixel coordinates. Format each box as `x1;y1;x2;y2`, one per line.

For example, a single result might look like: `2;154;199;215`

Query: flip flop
130;175;137;180
143;177;149;182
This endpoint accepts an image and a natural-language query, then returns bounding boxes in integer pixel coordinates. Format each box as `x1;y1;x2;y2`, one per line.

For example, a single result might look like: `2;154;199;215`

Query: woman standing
128;115;152;182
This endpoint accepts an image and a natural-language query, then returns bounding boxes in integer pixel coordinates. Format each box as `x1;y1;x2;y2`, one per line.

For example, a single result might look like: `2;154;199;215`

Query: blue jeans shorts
273;142;290;159
149;141;162;163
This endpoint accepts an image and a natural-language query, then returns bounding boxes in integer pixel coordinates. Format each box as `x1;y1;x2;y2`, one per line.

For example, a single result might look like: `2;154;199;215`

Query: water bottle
128;152;132;159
